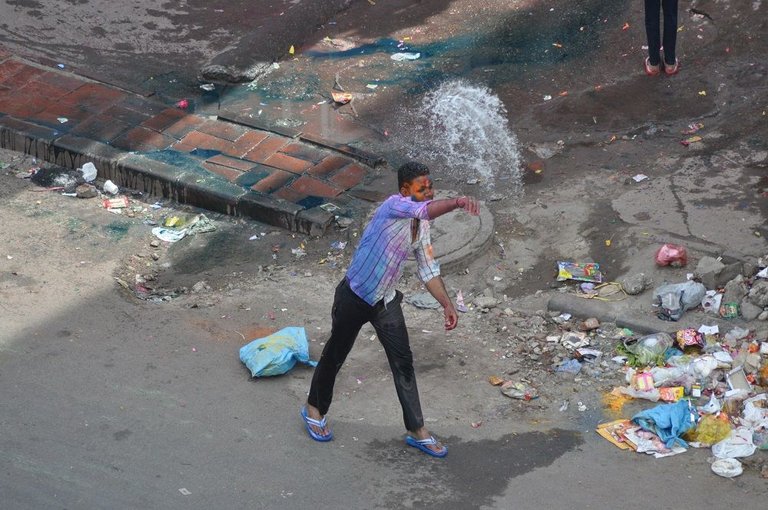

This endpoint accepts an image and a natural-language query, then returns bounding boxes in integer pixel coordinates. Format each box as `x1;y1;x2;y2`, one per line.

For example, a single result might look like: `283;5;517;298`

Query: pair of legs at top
302;278;446;457
644;0;680;76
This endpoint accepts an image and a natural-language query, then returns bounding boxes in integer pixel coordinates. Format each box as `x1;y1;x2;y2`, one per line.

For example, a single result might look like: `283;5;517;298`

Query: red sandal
664;58;680;76
644;57;661;77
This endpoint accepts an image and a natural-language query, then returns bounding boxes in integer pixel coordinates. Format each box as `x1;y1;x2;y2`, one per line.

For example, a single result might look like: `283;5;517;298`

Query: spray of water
397;79;523;198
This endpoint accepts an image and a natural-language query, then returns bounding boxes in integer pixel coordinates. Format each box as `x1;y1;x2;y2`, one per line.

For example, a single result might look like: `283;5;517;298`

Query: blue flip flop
405;435;447;458
301;406;333;442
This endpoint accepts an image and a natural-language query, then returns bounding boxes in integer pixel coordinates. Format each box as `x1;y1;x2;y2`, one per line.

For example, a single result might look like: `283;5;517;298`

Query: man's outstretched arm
425;277;458;331
426;196;479;220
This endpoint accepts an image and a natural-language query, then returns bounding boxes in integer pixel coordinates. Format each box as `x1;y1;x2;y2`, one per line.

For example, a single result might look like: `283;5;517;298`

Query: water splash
398;80;523;197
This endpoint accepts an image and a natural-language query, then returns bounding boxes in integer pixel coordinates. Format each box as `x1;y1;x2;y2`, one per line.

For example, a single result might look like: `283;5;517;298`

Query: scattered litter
556;359;582;374
79;162;97;182
632;174;649;182
319;202;340;213
711;458;743;478
561;331;590;350
456;290;468;312
488;375;504;386
57;63;65;69
366;84;379;89
291;247;307;258
103;196;129;209
103;180;119;195
543;95;552;101
239;326;317;377
596;419;635;450
701;291;723;314
289;45;295;55
654;243;687;267
712;427;757;459
632;399;697;449
200;83;215;91
186;214;216;235
176;99;189;109
556;261;603;283
681;135;702;146
682;122;704;134
331;91;353;104
559;400;569;412
390;52;421;61
57;117;68;124
500;381;538;400
179;488;191;496
652;280;706;321
330;241;347;251
622;22;630;30
151;227;187;243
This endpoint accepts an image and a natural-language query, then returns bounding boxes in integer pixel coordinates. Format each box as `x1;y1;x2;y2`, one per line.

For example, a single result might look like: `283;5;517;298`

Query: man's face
401;175;434;202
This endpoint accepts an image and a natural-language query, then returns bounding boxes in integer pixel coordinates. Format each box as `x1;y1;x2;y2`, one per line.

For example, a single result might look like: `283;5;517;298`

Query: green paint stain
104;221;130;241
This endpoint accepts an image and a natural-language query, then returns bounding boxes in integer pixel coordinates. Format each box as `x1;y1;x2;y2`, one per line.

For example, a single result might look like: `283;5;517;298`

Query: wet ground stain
363;429;582;509
246;0;631;105
104;221;130;241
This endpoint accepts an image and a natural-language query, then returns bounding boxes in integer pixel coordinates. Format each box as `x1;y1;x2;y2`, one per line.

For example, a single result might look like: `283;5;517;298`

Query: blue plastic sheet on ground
239;326;317;377
632;399;698;449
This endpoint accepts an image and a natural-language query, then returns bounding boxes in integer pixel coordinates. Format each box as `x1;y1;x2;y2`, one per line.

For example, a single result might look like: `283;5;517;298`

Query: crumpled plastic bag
711;458;743;478
742;395;768;430
632;399;698;449
652;280;707;321
239;326;317;377
624;333;673;366
655;243;688;267
686;414;732;445
712;427;757;458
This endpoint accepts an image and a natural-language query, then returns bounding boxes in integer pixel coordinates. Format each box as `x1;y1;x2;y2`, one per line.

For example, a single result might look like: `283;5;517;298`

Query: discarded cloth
151;227;187;243
632;399;698;449
239;326;317;377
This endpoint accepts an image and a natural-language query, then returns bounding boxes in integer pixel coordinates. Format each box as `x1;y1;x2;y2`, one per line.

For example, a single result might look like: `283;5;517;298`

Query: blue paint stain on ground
143;149;211;176
247;0;630;101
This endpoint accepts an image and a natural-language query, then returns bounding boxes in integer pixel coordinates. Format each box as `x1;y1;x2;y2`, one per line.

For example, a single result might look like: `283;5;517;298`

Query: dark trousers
644;0;678;65
307;278;424;432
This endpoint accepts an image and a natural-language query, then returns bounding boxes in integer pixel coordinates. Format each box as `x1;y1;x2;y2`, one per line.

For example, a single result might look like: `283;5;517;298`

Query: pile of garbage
596;323;768;478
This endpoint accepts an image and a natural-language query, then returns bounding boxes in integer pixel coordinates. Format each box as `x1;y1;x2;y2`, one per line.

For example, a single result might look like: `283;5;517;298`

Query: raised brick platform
0;57;384;236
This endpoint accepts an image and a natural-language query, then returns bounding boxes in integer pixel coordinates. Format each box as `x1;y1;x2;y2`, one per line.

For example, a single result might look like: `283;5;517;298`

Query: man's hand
444;303;458;331
425;277;459;331
456;196;480;216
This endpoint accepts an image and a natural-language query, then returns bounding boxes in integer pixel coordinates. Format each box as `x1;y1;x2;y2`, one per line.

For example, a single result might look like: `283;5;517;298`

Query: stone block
238;191;301;231
296;207;334;237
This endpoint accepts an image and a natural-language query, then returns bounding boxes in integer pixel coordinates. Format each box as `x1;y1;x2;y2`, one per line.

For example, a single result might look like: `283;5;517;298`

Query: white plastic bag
80;162;97;182
698;393;721;415
712;427;757;458
711;458;743;478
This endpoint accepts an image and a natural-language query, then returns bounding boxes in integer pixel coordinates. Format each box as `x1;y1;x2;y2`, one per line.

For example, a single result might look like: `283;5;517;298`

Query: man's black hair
397;161;430;188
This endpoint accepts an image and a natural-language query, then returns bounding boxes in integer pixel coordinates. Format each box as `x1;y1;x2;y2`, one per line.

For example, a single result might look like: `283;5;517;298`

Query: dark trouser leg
308;279;370;415
662;0;679;64
644;0;662;65
371;291;424;432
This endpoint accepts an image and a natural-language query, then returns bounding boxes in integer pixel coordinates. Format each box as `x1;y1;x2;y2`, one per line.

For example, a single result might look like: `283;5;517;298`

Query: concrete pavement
0;53;493;272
